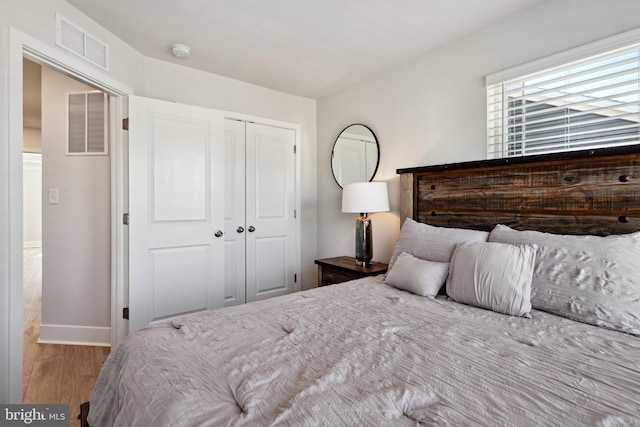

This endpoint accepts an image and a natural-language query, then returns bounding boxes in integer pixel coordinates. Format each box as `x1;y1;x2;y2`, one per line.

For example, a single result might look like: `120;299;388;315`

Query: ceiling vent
56;14;109;71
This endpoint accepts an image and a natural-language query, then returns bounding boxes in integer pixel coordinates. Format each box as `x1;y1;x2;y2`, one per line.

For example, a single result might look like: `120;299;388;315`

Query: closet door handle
214;230;224;238
237;226;245;233
248;226;256;233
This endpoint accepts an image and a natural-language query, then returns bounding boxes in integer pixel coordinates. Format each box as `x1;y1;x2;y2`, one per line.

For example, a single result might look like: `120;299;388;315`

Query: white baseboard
38;324;111;347
23;240;42;248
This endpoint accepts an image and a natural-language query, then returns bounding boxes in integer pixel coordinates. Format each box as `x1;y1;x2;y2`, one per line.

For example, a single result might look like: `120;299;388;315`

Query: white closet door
365;141;378;180
332;136;367;185
128;95;225;332
245;123;297;302
224;119;246;307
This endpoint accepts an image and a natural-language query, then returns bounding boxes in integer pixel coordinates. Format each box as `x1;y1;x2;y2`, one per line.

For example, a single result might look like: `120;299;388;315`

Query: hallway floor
22;247;111;427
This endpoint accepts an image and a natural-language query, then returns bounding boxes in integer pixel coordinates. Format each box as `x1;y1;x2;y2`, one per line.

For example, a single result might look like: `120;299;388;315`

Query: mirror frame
331;124;380;188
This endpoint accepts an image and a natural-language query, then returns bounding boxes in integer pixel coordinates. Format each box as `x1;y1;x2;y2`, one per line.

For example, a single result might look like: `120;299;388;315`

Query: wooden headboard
396;146;640;236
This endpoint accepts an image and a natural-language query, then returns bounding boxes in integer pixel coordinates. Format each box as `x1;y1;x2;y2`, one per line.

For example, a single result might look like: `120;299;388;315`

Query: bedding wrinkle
489;225;640;335
90;280;640;426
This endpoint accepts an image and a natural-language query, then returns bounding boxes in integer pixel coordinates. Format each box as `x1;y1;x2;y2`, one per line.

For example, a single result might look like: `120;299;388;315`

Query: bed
88;146;640;426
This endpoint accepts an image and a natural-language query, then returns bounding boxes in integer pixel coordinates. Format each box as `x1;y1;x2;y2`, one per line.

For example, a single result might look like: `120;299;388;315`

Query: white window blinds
487;43;640;159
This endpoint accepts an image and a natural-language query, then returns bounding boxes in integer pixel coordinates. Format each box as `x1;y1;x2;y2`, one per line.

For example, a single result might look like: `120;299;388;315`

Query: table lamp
341;182;390;265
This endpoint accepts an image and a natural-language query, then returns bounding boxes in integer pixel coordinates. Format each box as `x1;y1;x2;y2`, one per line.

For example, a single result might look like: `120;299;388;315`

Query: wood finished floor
22;248;111;427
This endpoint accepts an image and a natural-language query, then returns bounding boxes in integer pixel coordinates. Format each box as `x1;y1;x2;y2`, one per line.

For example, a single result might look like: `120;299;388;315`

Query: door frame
224;111;302;294
5;27;131;402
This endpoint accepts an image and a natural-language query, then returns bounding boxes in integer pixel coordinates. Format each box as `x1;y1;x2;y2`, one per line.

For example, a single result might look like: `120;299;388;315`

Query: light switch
48;188;59;205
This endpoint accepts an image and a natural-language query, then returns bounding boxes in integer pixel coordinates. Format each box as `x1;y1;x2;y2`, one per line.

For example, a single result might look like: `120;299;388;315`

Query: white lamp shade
342;182;390;214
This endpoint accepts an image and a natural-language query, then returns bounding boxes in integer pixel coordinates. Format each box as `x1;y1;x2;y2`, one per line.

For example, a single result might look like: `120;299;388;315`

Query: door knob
214;230;224;238
248;226;256;232
237;226;244;233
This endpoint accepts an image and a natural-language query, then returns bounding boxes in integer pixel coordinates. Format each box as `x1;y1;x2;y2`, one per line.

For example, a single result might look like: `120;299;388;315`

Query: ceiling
66;0;546;99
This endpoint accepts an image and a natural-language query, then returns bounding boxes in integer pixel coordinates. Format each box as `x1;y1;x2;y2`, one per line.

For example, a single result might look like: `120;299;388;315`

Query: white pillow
489;224;640;335
446;241;536;317
389;218;489;270
385;252;449;297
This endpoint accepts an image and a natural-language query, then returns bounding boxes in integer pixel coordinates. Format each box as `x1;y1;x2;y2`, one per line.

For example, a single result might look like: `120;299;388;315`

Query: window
67;91;109;155
487;40;640;159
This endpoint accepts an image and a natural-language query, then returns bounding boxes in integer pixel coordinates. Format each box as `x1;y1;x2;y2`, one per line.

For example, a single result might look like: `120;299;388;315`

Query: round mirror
331;124;380;188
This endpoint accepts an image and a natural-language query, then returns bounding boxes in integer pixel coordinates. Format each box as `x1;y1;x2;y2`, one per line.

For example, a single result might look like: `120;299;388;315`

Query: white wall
23;153;42;248
39;67;111;345
316;0;640;264
23;128;42;154
142;58;318;291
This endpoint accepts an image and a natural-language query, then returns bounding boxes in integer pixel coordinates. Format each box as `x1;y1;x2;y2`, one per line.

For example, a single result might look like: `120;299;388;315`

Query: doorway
21;58;113;409
6;27;130;404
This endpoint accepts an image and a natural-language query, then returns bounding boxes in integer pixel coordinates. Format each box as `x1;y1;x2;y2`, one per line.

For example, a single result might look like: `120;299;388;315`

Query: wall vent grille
67;91;109;156
56;14;109;71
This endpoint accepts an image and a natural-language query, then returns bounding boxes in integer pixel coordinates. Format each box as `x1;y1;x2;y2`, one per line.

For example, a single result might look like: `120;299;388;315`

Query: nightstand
314;256;388;287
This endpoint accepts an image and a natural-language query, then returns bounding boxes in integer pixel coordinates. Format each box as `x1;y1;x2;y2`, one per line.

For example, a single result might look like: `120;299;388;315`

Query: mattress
89;277;640;426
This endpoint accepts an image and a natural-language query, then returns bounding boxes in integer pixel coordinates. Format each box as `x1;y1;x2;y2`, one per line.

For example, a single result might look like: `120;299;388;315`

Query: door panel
223;119;246;307
152;119;209;221
150;245;209;318
255;236;287;293
365;141;378;181
246;123;296;302
128;95;225;332
256;138;286;218
332;137;367;185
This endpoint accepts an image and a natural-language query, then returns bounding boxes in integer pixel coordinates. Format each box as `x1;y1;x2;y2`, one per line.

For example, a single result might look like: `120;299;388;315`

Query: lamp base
355;213;372;265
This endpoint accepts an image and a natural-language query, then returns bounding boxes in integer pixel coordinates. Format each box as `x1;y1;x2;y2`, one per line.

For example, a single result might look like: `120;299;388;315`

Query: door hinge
123;307;129;320
293;145;296;154
122;118;129;130
294;274;297;283
123;213;130;225
294;209;297;219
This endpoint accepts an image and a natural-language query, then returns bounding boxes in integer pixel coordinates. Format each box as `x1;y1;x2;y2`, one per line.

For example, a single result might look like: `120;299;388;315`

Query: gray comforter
89;278;640;426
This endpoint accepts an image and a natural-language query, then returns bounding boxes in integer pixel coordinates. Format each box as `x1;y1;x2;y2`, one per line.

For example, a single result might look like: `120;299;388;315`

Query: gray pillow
389;218;489;270
446;241;536;317
489;224;640;335
385;252;449;297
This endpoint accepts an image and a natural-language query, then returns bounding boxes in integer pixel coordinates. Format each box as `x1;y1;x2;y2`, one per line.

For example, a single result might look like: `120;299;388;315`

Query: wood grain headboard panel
397;146;640;236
